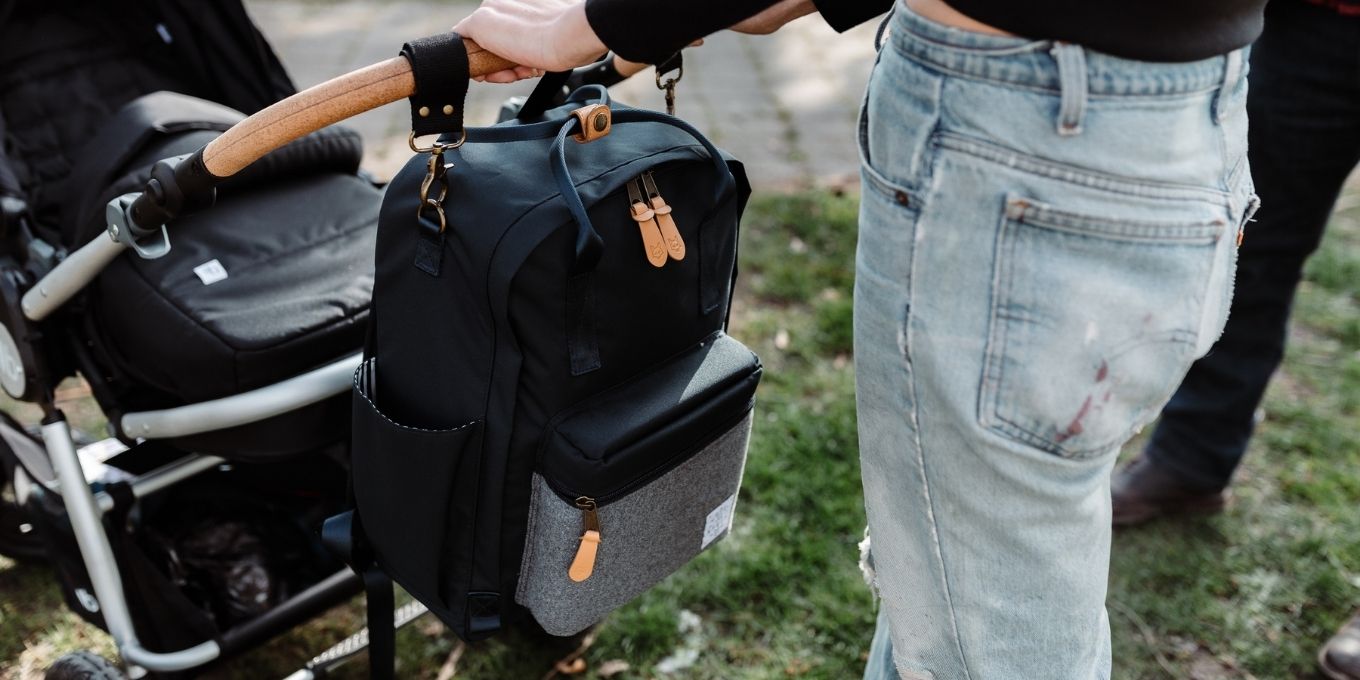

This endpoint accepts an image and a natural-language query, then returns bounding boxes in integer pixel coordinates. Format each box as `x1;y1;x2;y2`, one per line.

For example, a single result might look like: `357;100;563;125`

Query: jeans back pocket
980;195;1227;458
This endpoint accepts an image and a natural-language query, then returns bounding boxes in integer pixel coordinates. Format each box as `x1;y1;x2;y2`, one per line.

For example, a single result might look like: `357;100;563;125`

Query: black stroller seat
74;93;377;405
65;93;379;458
1;2;379;458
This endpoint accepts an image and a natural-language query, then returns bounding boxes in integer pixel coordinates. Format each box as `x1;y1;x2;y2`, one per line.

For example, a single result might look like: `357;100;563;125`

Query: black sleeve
584;0;894;64
585;0;781;64
813;0;894;32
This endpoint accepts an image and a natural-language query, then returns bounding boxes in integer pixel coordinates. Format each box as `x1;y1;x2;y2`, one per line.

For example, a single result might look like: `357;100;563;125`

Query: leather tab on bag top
571;104;612;143
401;33;471;137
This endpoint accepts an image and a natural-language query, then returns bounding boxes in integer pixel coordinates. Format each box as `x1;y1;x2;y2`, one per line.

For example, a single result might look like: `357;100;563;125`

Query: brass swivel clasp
410;131;465;234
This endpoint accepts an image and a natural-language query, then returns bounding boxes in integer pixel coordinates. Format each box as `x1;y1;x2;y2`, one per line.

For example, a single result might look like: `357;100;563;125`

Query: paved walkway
244;1;881;187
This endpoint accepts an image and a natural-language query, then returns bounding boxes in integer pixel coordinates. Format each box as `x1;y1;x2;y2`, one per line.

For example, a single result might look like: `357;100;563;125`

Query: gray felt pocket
516;411;753;636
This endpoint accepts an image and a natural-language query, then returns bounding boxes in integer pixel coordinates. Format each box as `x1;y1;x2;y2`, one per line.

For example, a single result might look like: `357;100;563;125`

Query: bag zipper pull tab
642;172;685;261
627;179;668;268
569;497;601;583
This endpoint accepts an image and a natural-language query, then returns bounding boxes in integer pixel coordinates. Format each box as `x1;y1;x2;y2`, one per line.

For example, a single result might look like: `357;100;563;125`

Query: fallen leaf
598;660;631;677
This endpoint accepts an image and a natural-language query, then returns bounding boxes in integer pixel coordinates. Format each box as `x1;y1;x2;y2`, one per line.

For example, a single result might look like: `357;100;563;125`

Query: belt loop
1050;42;1087;137
1213;50;1243;125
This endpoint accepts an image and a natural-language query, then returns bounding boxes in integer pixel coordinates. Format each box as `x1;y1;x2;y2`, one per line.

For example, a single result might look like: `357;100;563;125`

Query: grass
2;186;1358;679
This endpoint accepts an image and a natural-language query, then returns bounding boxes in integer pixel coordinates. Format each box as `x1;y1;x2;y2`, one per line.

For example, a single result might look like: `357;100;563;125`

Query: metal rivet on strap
418;106;430;117
894;191;910;207
443;104;454;115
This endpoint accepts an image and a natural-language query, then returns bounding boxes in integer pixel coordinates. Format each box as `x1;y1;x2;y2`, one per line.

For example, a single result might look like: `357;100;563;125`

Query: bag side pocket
351;359;483;614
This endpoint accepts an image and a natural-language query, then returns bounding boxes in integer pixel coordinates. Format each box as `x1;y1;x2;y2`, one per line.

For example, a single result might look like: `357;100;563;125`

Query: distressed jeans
855;5;1257;679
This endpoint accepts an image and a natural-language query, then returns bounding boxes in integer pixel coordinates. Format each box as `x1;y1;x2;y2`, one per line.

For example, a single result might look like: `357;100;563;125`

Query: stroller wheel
44;651;127;680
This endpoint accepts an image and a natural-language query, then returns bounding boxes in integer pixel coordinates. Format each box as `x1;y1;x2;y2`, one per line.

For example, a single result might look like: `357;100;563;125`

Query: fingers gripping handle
125;36;513;234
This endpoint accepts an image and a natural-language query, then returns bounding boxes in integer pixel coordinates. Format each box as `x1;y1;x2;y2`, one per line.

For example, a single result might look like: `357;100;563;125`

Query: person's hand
729;0;817;34
453;0;608;83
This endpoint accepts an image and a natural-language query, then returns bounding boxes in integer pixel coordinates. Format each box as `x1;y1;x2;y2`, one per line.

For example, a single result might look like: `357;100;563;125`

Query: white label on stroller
193;259;228;285
702;494;737;549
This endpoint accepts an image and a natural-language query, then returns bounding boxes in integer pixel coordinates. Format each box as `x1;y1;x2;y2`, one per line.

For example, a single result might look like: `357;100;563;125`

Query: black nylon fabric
361;95;753;640
0;109;22;199
539;332;761;502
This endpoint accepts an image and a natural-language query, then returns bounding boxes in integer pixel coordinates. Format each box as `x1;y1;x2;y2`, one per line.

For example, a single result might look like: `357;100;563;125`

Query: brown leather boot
1111;456;1226;527
1320;611;1360;679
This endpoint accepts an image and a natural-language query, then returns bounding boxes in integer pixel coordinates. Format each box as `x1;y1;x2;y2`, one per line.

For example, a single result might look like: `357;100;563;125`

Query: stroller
0;0;384;677
0;1;663;677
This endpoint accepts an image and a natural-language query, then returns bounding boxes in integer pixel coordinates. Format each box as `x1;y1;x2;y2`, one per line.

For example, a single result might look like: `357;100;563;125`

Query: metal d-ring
408;129;467;154
655;62;683;90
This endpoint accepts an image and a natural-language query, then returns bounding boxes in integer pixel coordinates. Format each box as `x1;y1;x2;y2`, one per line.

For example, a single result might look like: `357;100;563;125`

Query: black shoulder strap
401;33;471;138
321;510;395;680
516;70;574;122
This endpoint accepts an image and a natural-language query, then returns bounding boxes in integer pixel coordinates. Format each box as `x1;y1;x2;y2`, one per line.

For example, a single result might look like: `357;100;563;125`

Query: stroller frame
15;356;361;674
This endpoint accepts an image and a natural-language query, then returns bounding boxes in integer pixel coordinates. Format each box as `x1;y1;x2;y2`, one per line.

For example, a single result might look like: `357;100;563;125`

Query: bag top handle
550;107;737;274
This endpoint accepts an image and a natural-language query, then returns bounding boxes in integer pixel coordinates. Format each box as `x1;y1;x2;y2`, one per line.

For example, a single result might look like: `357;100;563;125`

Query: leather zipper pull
627;179;667;268
569;497;601;583
642;172;685;261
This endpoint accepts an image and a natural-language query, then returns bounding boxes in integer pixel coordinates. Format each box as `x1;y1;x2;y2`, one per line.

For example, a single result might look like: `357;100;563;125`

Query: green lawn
2;187;1357;679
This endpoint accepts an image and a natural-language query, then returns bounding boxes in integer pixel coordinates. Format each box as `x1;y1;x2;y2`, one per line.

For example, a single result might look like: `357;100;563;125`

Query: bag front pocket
351;359;483;615
516;333;760;636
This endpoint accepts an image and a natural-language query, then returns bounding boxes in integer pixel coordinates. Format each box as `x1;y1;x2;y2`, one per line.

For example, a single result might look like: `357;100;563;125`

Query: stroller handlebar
203;39;513;178
120;37;511;239
21;37;512;323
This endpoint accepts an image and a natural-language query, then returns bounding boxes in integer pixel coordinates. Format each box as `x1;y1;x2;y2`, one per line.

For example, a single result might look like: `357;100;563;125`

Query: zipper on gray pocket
568;496;601;582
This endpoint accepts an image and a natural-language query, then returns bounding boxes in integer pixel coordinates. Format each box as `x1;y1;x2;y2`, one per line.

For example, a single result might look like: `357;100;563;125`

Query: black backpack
346;37;761;642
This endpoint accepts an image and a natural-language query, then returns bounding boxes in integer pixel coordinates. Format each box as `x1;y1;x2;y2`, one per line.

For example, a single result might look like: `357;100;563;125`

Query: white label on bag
702;494;737;549
193;259;228;285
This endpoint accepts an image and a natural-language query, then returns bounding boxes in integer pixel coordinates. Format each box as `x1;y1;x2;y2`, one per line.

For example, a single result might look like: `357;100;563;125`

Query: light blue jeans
855;5;1257;679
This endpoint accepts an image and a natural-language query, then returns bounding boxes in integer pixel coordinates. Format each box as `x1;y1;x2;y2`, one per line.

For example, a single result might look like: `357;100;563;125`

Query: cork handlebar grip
201;39;515;178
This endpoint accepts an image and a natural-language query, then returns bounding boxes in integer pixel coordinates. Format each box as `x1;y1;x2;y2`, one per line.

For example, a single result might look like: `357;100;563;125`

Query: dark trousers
1146;1;1360;490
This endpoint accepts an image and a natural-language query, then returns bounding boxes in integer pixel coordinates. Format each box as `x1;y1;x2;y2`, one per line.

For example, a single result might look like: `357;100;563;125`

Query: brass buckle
414;137;456;234
571;104;612;144
656;63;683;115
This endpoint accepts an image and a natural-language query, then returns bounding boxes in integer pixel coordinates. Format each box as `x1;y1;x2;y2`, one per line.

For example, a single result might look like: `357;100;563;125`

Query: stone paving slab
243;0;881;187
